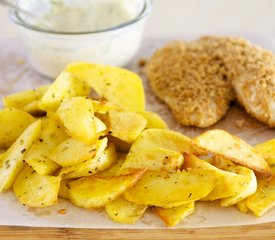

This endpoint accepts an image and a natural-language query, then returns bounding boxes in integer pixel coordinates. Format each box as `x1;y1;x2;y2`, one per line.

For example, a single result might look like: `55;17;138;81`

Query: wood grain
0;222;275;240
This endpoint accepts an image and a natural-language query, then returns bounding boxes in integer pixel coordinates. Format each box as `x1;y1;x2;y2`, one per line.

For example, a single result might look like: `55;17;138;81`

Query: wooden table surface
1;222;275;240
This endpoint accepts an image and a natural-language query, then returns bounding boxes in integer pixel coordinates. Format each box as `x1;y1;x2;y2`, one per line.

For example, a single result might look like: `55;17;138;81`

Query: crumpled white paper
0;34;275;228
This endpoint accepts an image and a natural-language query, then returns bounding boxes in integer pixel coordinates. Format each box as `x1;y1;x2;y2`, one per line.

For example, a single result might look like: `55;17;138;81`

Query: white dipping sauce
13;0;149;78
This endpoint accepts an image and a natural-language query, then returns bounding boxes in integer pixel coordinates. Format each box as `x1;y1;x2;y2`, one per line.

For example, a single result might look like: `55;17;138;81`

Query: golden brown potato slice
66;62;145;112
92;100;121;113
0;120;41;192
153;202;195;227
255;139;275;174
121;148;184;172
21;100;45;115
99;153;126;177
94;117;107;136
246;176;275;217
26;118;67;175
0;108;35;147
138;111;168;129
39;71;90;112
58;178;73;200
107;110;147;143
49;138;96;167
69;168;146;209
235;200;250;213
105;196;148;224
130;129;191;155
13;165;61;207
192;129;271;175
108;136;132;153
55;97;95;145
3;85;49;110
212;158;257;206
184;154;252;201
61;139;116;179
124;169;216;208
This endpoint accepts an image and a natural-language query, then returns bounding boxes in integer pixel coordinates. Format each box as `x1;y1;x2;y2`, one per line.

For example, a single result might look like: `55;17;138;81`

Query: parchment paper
0;34;275;228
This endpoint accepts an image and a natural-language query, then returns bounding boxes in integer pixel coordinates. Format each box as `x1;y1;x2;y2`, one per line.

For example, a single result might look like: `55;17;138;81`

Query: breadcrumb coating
146;36;275;128
146;41;234;128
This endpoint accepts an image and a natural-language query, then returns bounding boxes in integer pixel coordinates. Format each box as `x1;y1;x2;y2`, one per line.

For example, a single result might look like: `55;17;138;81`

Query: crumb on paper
138;58;147;68
17;58;26;65
58;208;67;215
235;119;245;128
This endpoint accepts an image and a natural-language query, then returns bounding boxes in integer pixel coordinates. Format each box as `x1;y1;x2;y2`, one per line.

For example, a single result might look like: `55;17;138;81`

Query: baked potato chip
192;129;271;175
246;176;275;217
39;71;90;112
61;138;115;179
213;158;257;206
13;164;61;207
69;168;146;209
66;62;145;112
108;136;132;152
121;148;184;172
139;111;168;129
124;169;216;208
153;202;195;227
26;119;67;175
3;85;49;110
55;97;95;145
0;120;41;191
0;108;35;147
94;117;107;136
105;196;148;224
236;200;250;213
184;154;251;201
107;110;147;143
99;153;126;177
130;129;191;155
50;138;96;167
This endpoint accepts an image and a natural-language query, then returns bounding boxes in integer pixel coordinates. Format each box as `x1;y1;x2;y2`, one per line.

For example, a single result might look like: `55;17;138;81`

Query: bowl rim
9;0;152;35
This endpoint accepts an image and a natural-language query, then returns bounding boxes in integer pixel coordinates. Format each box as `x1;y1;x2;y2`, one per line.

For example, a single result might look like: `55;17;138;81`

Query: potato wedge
212;158;257;206
92;100;121;113
50;138;96;167
139;111;168;129
108;136;132;152
130;129;191;154
184;154;251;201
246;176;275;217
0;120;41;192
255;139;275;174
26;119;67;175
21;100;44;115
69;168;146;209
105;196;148;224
66;62;145;112
107;110;147;143
153;202;195;227
235;200;250;213
3;85;49;110
192;129;271;175
99;153;126;177
13;165;61;207
94;117;107;136
121;148;184;172
39;71;90;112
58;178;73;200
124;169;216;208
55;97;95;145
61;138;115;179
0;108;35;147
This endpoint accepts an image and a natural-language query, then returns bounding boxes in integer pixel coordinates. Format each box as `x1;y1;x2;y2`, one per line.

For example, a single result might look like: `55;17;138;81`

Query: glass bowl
9;0;153;79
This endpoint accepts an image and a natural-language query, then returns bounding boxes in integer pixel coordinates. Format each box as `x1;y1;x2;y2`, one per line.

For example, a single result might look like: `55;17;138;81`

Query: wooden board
0;223;274;240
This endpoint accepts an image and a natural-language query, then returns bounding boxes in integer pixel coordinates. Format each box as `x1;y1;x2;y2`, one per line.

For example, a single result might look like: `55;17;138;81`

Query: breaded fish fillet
146;41;234;128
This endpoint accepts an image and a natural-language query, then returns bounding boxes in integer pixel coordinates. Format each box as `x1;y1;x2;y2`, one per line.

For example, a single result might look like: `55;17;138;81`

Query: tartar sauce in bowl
9;0;152;78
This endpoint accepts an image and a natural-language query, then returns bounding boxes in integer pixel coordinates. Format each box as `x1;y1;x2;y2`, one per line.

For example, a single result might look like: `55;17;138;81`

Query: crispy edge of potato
153;202;195;227
191;129;271;176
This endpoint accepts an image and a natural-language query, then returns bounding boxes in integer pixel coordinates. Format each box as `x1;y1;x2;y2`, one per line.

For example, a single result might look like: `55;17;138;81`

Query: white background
1;0;275;39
